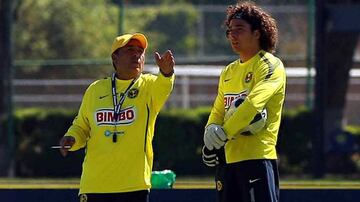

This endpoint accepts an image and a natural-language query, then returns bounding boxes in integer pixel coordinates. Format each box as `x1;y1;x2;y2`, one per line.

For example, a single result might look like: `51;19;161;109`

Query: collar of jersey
238;50;265;66
114;74;140;85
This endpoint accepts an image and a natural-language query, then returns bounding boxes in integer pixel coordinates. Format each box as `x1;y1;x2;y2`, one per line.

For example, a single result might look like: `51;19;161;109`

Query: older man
59;33;175;202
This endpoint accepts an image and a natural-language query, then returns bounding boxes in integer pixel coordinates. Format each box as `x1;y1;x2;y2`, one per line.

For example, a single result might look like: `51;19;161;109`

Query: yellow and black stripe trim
143;104;150;152
259;52;275;80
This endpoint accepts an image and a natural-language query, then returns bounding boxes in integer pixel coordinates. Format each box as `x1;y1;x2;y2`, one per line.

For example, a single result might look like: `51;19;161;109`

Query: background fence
12;64;360;125
11;3;360;124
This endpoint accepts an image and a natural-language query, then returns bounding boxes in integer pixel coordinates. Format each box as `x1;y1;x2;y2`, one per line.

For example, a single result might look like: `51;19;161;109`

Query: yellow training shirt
207;50;286;163
65;72;174;194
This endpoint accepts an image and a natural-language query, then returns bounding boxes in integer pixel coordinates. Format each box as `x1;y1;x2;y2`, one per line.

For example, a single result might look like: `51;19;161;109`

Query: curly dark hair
225;1;278;53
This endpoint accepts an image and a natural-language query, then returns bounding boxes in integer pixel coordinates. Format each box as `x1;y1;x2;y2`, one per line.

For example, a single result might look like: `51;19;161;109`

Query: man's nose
227;32;237;40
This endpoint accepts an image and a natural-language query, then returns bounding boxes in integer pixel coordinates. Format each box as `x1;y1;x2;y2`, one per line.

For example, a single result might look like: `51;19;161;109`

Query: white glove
203;124;227;150
202;146;218;167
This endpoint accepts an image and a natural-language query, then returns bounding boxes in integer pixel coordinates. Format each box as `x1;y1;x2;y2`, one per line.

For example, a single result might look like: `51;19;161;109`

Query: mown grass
1;176;359;189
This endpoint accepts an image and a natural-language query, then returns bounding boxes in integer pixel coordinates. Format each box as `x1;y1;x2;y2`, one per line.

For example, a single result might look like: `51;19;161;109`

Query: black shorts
215;159;279;202
79;190;149;202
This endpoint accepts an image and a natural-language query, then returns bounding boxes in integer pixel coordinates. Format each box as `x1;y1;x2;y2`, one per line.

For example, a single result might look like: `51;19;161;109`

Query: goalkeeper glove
203;124;227;150
202;146;218;167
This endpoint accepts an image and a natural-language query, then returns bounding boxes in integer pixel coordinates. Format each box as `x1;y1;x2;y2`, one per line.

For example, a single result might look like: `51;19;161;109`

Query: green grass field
1;177;360;190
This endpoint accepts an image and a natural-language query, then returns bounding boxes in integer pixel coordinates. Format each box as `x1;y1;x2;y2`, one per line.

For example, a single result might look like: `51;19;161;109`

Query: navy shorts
79;190;149;202
215;159;279;202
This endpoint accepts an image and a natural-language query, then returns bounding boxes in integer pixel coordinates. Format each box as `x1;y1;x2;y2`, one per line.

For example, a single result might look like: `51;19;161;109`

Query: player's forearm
206;110;224;127
223;98;258;139
206;92;225;127
151;73;175;112
65;125;88;150
156;72;175;91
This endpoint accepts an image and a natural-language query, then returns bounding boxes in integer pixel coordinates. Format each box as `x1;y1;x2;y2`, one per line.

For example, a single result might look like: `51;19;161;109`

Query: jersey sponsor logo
245;72;253;83
128;88;139;98
224;90;248;109
95;106;136;126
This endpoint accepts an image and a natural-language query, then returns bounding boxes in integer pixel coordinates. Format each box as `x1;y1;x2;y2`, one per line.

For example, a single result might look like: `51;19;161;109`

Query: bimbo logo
224;90;247;109
95;106;136;126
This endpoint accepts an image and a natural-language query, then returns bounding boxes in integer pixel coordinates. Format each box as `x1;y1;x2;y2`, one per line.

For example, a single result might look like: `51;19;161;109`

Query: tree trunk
0;0;14;176
323;32;358;133
313;0;359;178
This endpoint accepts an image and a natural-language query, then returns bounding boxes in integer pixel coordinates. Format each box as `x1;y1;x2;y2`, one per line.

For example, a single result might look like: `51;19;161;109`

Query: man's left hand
203;124;227;150
202;146;219;167
155;50;175;77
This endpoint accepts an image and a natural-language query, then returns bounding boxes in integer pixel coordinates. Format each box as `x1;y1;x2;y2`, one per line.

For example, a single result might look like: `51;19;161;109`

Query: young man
59;33;175;202
202;2;286;202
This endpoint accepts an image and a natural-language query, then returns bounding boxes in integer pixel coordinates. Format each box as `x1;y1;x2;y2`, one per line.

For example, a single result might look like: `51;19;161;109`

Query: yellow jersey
65;72;174;194
207;50;286;163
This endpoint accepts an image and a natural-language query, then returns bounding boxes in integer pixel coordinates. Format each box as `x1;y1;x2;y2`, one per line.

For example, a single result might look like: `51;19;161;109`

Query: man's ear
111;53;117;61
254;30;261;39
111;53;117;70
141;53;145;64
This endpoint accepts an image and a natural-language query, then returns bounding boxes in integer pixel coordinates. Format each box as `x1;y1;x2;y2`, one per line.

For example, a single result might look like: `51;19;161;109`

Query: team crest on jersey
128;88;139;98
216;180;223;191
224;90;248;109
95;106;136;126
245;72;253;83
79;194;87;202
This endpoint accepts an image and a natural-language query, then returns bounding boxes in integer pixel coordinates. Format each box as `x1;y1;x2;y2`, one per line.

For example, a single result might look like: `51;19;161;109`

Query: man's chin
231;46;241;53
130;70;142;79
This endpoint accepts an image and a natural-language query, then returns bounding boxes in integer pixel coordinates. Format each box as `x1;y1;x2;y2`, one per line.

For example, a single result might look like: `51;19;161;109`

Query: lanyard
111;72;137;141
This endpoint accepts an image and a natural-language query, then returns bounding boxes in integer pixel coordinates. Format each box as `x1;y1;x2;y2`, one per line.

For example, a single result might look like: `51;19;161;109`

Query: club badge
79;194;87;202
216;180;223;191
245;72;253;83
128;88;139;98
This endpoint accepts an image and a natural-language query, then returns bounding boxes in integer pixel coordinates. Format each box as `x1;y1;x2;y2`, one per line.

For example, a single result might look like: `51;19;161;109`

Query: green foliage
119;0;306;5
126;4;199;55
14;108;84;177
15;1;199;61
277;106;313;174
345;125;360;137
14;0;117;60
202;11;232;56
153;107;211;175
13;1;309;67
278;107;360;174
10;106;360;177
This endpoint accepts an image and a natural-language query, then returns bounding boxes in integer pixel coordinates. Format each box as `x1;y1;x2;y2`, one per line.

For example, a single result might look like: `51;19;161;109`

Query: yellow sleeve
223;60;285;139
65;86;92;151
206;71;225;126
150;73;175;113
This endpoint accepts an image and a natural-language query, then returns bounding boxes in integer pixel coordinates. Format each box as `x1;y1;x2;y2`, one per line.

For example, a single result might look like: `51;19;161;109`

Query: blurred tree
321;0;359;131
14;0;118;60
313;0;359;178
0;0;15;176
140;4;198;56
121;0;305;5
14;1;200;64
